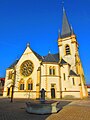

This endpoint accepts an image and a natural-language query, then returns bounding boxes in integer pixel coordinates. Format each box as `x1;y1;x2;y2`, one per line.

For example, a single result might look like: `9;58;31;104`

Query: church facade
3;9;88;99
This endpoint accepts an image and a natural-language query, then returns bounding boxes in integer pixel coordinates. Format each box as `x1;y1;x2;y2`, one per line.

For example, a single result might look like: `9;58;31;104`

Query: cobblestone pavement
0;97;90;120
46;106;90;120
46;97;90;120
0;97;71;120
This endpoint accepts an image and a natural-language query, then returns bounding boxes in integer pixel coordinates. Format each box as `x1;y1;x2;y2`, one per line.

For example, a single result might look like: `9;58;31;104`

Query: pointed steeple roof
58;28;61;39
61;7;72;38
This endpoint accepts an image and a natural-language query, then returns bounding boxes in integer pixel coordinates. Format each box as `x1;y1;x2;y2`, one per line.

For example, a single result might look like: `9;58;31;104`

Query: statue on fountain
40;88;46;103
26;88;61;114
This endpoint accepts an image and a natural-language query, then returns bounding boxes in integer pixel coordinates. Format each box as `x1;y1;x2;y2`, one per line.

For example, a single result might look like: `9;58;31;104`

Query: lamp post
11;85;14;102
10;68;16;103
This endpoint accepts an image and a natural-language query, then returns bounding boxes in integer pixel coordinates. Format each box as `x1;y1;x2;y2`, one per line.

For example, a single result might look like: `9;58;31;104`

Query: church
3;8;88;99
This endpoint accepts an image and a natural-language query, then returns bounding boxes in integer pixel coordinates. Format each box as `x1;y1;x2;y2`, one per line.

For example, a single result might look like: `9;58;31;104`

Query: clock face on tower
20;60;34;77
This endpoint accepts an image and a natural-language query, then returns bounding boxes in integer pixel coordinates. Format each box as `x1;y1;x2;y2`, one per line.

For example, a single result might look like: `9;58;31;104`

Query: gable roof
7;48;42;69
23;44;43;61
53;53;59;62
8;60;19;69
42;53;59;63
8;46;59;69
32;49;42;60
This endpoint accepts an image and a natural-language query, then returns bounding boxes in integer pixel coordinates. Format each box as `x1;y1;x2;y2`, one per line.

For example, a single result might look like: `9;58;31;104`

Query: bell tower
58;8;79;72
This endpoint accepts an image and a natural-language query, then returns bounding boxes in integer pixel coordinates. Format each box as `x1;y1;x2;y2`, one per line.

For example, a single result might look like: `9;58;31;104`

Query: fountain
26;88;61;114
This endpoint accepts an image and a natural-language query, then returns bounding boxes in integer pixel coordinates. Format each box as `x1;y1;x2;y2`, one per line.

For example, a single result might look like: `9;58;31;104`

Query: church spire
70;25;74;35
61;7;72;38
58;28;61;38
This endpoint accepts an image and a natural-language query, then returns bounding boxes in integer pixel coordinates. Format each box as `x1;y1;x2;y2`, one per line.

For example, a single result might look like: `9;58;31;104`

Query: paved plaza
0;97;90;120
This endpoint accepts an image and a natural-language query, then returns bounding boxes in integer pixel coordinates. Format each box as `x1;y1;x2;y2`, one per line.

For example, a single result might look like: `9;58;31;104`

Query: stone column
36;67;41;99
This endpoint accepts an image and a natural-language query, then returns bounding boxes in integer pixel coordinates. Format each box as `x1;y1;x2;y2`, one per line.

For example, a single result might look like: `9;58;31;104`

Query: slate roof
61;8;73;38
32;50;42;60
60;59;68;65
8;48;43;69
69;70;78;77
42;53;59;63
8;50;59;69
8;60;19;69
51;53;59;62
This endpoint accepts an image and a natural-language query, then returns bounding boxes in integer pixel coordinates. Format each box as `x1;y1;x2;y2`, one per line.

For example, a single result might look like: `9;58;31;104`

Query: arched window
65;45;70;55
19;79;24;90
27;78;33;90
53;67;55;75
49;67;52;75
8;71;12;79
49;66;56;75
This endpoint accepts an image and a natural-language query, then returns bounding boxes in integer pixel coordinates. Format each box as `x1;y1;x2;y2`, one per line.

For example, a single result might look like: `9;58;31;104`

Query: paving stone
46;106;90;120
0;97;90;120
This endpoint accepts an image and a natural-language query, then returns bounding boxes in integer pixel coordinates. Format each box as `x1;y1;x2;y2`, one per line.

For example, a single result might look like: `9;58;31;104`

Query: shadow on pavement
0;98;71;120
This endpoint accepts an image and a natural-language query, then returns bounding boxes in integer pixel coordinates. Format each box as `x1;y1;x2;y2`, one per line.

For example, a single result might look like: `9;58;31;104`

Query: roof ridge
31;49;42;60
8;59;19;69
43;53;59;57
49;53;57;62
43;53;59;62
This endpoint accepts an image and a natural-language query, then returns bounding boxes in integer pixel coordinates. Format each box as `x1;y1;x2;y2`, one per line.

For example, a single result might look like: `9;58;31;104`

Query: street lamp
10;85;14;102
10;68;16;103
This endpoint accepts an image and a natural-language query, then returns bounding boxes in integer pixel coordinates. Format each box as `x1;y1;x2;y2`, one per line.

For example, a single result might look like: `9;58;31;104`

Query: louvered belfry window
65;45;70;55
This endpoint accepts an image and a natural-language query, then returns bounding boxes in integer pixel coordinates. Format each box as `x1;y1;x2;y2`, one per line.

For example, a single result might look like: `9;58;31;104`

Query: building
3;8;88;99
86;84;90;95
0;78;5;96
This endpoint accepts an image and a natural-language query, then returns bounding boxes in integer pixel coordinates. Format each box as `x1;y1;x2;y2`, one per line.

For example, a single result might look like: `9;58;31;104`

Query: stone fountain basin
26;100;61;114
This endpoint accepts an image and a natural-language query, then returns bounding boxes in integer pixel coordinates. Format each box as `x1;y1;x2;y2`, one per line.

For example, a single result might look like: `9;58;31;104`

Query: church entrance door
51;88;55;98
7;88;10;96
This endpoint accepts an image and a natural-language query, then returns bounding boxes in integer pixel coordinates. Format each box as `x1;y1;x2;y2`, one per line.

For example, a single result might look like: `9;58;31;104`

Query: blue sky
0;0;90;84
